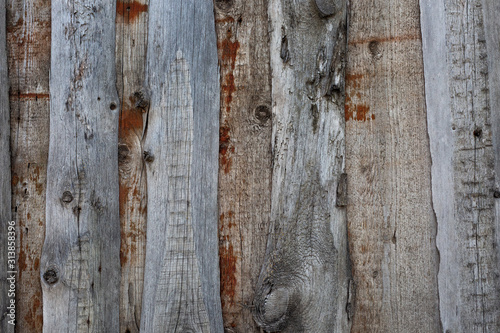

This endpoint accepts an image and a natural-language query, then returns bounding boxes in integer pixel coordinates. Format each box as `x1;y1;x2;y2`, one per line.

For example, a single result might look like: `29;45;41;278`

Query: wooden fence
1;0;500;332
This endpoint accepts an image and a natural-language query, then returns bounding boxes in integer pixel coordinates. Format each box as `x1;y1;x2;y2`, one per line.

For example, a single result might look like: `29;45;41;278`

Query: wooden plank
40;1;121;332
481;4;500;329
421;0;500;331
345;0;441;331
252;1;350;331
0;0;13;331
115;1;148;332
140;1;223;332
214;0;273;331
6;0;50;331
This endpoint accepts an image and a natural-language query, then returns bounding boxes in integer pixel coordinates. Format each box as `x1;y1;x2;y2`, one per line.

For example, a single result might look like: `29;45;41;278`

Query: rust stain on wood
116;1;148;23
219;124;234;174
23;292;43;330
219;237;237;310
218;29;240;112
345;73;375;121
9;92;50;100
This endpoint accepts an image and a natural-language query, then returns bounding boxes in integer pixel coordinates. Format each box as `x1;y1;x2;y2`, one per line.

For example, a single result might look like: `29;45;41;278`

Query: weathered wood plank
421;0;500;331
140;1;223;332
345;0;441;331
481;4;500;329
252;1;350;332
115;1;148;332
6;0;50;331
214;0;273;331
40;1;121;332
0;1;13;331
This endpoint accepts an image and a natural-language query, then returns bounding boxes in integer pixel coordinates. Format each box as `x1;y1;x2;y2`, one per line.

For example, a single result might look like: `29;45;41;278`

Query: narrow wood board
140;1;223;331
214;0;273;331
115;1;149;332
253;0;350;331
345;0;441;331
40;1;121;331
421;0;500;331
6;0;50;331
0;0;13;331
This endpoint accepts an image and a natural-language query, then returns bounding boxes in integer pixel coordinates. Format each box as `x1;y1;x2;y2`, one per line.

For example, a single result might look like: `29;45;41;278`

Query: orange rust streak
219;242;237;309
348;34;420;45
218;30;240;113
116;0;148;23
9;93;50;100
119;108;143;138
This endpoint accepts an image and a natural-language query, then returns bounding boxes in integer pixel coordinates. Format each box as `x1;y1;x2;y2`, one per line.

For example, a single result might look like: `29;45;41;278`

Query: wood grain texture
214;0;273;331
140;1;223;332
6;0;50;331
115;1;148;332
481;3;500;330
40;1;121;332
345;0;441;331
0;1;13;332
252;0;350;332
421;0;500;331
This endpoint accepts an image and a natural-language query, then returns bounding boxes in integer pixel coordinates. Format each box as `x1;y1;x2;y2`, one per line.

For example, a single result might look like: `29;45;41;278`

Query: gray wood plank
252;1;350;332
214;0;273;331
40;1;121;332
115;1;149;332
140;1;223;332
0;0;14;332
345;0;441;331
6;0;51;331
421;0;500;331
481;4;500;321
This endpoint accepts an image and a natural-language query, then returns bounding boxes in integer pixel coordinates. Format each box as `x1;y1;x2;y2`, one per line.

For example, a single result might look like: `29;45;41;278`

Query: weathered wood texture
40;1;121;332
252;0;350;332
214;0;273;331
6;0;50;331
345;0;441;331
115;1;148;332
421;0;500;331
0;1;13;332
482;2;500;323
140;1;223;332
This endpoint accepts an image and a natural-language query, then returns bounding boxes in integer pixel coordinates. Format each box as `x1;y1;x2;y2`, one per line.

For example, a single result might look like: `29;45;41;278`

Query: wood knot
493;190;500;198
109;102;117;110
133;90;150;111
255;105;271;123
473;128;482;137
254;282;290;331
143;150;154;163
61;191;74;204
43;269;59;285
215;0;234;10
314;0;338;17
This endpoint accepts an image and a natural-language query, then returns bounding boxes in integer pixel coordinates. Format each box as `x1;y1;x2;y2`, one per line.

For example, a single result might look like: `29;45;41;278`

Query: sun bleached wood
6;1;50;331
115;1;149;332
40;1;121;332
140;1;223;332
345;0;441;331
252;1;350;332
421;0;500;331
214;0;273;331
